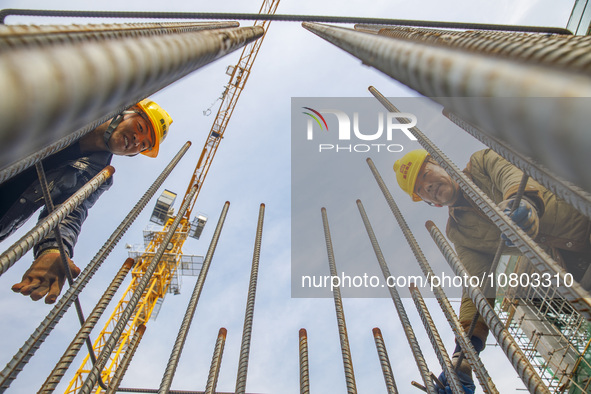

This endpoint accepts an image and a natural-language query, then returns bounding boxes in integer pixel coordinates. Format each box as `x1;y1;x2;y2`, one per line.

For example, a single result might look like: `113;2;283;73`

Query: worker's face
414;161;459;206
108;112;154;156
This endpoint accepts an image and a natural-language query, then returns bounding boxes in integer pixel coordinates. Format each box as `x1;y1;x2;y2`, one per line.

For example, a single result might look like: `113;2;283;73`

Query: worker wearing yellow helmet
393;148;591;394
3;98;172;304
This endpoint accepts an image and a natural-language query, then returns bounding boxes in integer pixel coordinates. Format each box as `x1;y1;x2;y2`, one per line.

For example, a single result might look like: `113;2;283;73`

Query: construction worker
1;99;172;304
393;148;591;394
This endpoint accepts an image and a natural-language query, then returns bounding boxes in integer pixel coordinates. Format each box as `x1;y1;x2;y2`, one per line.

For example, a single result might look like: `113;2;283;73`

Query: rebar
371;328;398;394
320;208;358;394
409;284;463;394
426;221;551;394
0;165;114;277
78;185;198;394
302;23;591;194
443;109;591;220
368;86;591;321
364;158;498;394
159;201;231;393
38;258;135;393
354;200;435;394
0;9;571;34
0;22;240;50
204;328;227;394
0;141;190;392
105;324;146;394
0;24;263;176
373;26;591;75
235;203;265;394
299;328;310;394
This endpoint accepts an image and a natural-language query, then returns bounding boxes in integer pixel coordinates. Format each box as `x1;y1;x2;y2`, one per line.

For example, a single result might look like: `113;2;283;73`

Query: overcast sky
0;1;575;393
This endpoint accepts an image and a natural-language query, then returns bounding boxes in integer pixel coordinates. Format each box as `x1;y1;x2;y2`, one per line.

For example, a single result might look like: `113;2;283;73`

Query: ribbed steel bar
0;165;114;276
299;329;310;394
159;201;231;393
373;26;591;74
354;200;435;394
38;258;134;393
118;389;261;394
426;221;550;394
0;9;571;34
443;109;591;219
409;284;463;394
0;25;263;177
320;208;358;394
364;158;498;394
235;203;265;394
78;185;198;394
0;142;189;391
0;22;240;50
368;86;591;321
371;328;398;394
204;328;227;394
303;23;591;194
105;324;146;394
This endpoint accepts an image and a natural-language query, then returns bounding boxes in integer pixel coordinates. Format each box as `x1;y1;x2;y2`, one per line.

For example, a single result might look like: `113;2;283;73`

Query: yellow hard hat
393;149;429;202
136;99;173;158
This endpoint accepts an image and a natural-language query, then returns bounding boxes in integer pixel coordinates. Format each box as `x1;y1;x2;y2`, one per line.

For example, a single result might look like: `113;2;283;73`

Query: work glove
498;198;539;246
437;370;476;394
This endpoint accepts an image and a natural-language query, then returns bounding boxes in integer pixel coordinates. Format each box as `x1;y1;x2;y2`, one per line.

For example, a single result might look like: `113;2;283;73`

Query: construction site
1;0;591;393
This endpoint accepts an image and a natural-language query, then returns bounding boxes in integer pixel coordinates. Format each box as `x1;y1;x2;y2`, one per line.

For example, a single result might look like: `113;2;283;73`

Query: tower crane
65;1;280;392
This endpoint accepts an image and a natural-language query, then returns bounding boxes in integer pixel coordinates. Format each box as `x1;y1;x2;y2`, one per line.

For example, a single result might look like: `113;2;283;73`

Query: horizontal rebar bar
0;9;571;34
367;86;591;321
426;220;550;394
0;24;262;178
303;23;591;194
0;165;114;277
0;142;190;391
365;158;498;393
159;201;230;394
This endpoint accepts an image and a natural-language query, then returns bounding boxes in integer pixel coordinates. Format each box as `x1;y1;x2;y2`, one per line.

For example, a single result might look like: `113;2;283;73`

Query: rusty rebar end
225;201;230;206
106;165;116;175
356;199;362;204
321;207;326;213
260;203;265;208
299;328;307;338
409;282;417;289
425;220;435;231
123;257;135;269
186;140;192;146
137;324;147;334
372;327;382;337
219;327;227;339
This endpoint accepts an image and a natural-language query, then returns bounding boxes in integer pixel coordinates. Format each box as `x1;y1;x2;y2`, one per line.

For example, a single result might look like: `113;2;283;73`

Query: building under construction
0;1;591;393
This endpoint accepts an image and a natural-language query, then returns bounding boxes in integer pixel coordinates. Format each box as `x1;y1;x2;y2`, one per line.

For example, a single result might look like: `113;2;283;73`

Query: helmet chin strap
102;111;134;151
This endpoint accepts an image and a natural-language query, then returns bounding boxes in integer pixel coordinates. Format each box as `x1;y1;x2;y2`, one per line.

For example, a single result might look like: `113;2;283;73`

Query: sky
0;1;577;393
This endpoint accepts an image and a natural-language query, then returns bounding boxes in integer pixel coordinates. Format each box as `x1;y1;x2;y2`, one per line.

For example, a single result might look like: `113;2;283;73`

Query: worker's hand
498;198;539;246
11;251;80;304
437;370;475;394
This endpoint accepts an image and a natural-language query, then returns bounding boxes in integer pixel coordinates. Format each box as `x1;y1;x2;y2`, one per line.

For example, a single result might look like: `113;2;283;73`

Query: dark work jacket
0;143;113;258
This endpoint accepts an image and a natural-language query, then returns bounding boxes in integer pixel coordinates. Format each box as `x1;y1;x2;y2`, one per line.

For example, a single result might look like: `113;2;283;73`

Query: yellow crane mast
65;2;280;392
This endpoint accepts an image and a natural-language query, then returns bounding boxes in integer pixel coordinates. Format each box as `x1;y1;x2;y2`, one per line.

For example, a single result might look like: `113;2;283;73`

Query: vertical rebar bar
320;208;359;394
371;328;398;394
0;24;263;178
0;165;115;276
409;284;463;394
105;324;146;394
299;328;310;394
38;258;135;393
364;159;498;394
235;203;265;394
78;185;199;394
426;220;551;394
367;86;591;321
159;201;231;393
0;141;190;392
354;201;435;394
302;22;591;194
442;109;591;219
204;328;227;394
